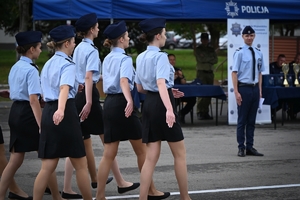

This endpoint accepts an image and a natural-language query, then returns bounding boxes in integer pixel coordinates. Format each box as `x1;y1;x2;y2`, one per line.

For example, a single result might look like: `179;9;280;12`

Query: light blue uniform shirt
232;44;265;84
40;51;78;101
103;47;135;94
73;38;101;84
135;46;174;92
8;56;41;101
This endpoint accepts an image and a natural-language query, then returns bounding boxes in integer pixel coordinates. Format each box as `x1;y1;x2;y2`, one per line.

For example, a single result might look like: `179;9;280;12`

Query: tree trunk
16;0;30;61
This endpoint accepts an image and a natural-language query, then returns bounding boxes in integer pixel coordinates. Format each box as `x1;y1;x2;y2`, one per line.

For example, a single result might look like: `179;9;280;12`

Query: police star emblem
230;22;242;37
225;0;239;18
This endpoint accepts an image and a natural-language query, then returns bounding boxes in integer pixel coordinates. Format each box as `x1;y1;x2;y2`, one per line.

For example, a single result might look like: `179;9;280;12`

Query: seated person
168;54;196;124
269;54;289;74
289;53;300;71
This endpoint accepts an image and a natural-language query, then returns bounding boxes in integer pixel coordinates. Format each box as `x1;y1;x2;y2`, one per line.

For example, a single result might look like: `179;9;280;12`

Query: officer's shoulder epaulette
159;50;168;55
30;63;39;70
123;53;131;57
65;57;75;64
236;47;242;51
255;47;260;51
91;44;98;50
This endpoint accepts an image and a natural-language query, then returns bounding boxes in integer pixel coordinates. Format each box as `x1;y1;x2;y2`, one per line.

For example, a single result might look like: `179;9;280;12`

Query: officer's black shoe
246;148;264;156
200;113;213;120
238;148;245;157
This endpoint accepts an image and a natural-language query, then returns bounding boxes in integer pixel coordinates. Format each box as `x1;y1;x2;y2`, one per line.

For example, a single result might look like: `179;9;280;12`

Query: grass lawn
0;49;228;84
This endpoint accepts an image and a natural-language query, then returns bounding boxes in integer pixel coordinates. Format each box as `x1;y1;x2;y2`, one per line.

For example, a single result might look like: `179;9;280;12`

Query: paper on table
259;98;264;109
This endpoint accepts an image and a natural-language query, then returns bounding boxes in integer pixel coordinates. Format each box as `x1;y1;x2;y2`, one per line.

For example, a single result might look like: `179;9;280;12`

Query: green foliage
0;49;228;85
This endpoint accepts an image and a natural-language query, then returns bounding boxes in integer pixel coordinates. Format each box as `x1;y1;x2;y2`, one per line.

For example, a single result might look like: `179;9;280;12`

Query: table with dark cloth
173;84;227;125
263;86;300;129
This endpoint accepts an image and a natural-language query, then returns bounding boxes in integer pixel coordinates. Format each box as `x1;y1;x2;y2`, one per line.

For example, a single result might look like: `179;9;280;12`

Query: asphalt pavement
0;100;300;200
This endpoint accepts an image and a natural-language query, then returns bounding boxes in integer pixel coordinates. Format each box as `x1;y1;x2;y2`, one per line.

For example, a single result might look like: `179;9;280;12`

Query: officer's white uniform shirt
102;47;134;94
41;51;78;101
73;38;101;84
8;56;41;101
232;44;265;84
135;46;174;92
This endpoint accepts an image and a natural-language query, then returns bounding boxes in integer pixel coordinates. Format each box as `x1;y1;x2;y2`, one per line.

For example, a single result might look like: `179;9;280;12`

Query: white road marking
93;184;300;199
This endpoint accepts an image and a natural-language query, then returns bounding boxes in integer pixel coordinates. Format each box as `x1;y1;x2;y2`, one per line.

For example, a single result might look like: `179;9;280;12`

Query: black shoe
238;148;245;157
44;187;52;195
91;176;114;188
148;192;171;200
8;192;33;200
117;182;140;194
200;114;213;120
246;148;264;156
61;192;82;199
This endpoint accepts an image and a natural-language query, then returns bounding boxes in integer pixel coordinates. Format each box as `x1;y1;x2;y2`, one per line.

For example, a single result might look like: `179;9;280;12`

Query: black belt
238;82;258;87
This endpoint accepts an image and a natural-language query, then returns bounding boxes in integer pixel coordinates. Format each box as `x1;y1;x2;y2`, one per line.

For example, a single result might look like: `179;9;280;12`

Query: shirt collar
55;51;69;58
112;47;125;53
83;38;94;45
146;46;160;51
20;56;33;63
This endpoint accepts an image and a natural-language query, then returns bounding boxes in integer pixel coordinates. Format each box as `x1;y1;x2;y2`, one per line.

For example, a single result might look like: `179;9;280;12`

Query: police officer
194;32;218;120
269;54;287;74
136;18;191;200
232;25;265;157
33;25;93;200
73;13;134;190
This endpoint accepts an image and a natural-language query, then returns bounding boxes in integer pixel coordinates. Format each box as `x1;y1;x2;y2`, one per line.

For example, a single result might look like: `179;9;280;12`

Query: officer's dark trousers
236;85;259;150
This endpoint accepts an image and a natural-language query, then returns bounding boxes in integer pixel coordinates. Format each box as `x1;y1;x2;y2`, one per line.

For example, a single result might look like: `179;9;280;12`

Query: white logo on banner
225;0;239;18
225;1;269;18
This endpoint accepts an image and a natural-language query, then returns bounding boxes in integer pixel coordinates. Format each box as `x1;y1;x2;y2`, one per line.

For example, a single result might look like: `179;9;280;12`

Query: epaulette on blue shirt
236;47;242;51
159;50;168;55
255;47;260;51
91;44;98;50
65;57;75;64
123;53;131;57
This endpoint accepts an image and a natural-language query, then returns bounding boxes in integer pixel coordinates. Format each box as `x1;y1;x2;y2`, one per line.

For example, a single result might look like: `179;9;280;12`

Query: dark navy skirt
8;101;39;152
103;93;142;143
142;89;184;143
75;84;104;138
38;99;85;158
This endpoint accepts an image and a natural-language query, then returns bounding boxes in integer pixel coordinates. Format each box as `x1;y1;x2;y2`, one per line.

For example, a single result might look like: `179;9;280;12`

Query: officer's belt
238;82;258;87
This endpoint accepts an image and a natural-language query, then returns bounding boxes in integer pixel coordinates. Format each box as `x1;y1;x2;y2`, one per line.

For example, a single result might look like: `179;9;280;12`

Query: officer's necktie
249;47;256;81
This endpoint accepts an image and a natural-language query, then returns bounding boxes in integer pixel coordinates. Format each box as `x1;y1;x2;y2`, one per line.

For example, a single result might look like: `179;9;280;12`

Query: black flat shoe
117;182;140;194
91;176;114;188
44;187;51;194
61;192;82;199
8;192;33;200
148;192;170;200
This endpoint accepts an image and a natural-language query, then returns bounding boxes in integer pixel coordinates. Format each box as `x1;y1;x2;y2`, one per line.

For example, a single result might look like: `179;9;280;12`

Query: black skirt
8;101;39;152
0;126;4;144
103;94;142;143
75;84;104;136
38;99;86;158
142;89;184;143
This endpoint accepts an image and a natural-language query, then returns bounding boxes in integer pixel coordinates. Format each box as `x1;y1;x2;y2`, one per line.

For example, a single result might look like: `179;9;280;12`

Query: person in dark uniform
269;54;287;74
135;18;191;200
168;54;196;124
0;31;61;200
96;21;166;200
194;33;218;120
73;13;134;191
232;26;265;157
33;25;93;200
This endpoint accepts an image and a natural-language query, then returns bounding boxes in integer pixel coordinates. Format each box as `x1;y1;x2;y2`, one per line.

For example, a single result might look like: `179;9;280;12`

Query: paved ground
0;100;300;200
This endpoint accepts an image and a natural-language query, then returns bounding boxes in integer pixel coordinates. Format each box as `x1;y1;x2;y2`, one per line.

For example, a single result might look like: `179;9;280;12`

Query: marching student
33;25;92;200
0;31;61;200
135;18;191;200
